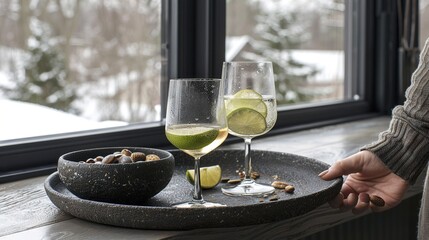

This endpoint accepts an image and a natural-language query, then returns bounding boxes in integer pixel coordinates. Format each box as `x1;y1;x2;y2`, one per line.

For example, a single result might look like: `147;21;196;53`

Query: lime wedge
227;107;267;135
166;126;219;150
186;165;222;189
226;89;267;117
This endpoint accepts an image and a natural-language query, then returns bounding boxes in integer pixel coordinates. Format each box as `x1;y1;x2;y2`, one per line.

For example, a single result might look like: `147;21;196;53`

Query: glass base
173;200;226;208
221;179;275;196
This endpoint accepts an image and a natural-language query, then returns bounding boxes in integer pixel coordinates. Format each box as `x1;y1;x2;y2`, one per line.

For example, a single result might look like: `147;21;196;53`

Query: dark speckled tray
44;149;342;230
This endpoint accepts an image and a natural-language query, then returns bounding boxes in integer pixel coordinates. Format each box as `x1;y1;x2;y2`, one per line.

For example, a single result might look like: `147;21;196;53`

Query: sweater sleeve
362;38;429;184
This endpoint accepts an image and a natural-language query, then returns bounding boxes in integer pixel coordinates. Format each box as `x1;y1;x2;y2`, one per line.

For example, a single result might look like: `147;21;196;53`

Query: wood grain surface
0;117;424;240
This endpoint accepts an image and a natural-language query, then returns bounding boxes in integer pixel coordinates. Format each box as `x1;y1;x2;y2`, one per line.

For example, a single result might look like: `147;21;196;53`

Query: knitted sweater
362;37;429;185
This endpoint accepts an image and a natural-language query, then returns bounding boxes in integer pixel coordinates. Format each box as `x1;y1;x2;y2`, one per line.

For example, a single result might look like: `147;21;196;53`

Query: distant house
225;36;253;61
226;36;344;83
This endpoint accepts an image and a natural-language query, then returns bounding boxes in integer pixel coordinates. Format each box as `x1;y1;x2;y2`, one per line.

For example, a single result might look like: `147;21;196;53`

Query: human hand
319;150;409;214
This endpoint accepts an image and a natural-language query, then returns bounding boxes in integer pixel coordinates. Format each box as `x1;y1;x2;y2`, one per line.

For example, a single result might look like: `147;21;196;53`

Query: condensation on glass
0;0;161;141
226;0;346;107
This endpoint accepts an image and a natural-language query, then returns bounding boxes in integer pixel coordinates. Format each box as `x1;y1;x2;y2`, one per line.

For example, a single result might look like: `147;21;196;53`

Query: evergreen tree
6;19;77;113
244;0;319;104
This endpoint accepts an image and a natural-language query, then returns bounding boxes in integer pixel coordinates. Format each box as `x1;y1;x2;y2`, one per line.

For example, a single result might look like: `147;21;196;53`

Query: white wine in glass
221;62;277;196
165;79;228;208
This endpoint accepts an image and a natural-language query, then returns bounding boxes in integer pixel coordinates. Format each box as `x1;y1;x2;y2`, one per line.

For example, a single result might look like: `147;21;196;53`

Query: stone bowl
57;147;174;204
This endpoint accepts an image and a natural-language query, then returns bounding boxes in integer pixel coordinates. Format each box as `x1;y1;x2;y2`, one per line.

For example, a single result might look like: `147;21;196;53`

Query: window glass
0;0;161;141
421;0;429;47
226;0;347;106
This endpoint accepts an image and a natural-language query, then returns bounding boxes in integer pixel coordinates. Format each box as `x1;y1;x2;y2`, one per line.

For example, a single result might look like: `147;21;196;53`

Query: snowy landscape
8;0;426;141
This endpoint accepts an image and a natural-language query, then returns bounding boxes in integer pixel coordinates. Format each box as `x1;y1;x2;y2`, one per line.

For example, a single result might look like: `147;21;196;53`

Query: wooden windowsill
0;116;424;239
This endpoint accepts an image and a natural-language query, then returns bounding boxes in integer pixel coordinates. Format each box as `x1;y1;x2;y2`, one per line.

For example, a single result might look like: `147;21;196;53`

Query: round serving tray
45;149;342;230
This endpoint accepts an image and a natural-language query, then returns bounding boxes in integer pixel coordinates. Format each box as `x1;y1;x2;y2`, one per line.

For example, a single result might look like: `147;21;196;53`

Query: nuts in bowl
58;147;174;204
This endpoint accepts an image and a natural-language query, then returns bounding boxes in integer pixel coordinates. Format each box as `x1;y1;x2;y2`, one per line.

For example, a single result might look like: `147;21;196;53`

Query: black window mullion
168;0;196;79
195;0;225;78
374;0;400;114
167;0;225;80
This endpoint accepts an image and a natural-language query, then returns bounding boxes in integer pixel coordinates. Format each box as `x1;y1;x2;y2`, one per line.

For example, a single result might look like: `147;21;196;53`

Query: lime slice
166;126;219;150
226;89;267;117
233;89;263;99
186;165;222;189
227;107;267;135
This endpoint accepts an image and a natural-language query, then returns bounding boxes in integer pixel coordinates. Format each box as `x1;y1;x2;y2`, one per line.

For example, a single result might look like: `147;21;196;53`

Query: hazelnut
285;185;295;193
121;149;132;156
131;152;146;162
271;181;289;189
146;154;160;161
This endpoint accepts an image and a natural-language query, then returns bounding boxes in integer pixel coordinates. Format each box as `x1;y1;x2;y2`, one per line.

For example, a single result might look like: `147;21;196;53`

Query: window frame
0;0;404;183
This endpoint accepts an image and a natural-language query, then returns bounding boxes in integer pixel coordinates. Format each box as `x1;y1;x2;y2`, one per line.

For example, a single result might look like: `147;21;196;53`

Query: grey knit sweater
361;38;429;239
362;37;429;185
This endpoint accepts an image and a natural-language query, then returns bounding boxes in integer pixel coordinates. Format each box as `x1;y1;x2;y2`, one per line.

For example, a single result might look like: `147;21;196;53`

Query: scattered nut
259;198;265;203
269;194;279;201
146;154;161;161
95;156;104;162
238;171;245;179
221;177;230;183
271;181;289;189
285;185;295;193
370;195;385;207
250;171;260;179
227;179;242;184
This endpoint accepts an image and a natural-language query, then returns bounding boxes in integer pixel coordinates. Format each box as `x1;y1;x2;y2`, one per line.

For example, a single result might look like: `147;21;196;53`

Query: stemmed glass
165;79;228;208
221;62;277;196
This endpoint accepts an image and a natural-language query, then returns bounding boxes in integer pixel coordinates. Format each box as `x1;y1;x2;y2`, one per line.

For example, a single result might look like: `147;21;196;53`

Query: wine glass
221;62;277;196
165;78;228;208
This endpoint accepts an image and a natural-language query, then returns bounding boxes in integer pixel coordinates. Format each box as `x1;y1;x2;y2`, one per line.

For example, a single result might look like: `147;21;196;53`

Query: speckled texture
46;149;342;229
57;147;174;204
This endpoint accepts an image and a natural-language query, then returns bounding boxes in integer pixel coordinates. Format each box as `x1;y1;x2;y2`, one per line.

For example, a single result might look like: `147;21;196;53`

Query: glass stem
193;157;203;202
244;138;252;181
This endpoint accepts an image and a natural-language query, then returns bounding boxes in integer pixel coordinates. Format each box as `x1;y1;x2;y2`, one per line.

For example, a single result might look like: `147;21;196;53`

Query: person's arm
362;37;429;184
320;38;429;213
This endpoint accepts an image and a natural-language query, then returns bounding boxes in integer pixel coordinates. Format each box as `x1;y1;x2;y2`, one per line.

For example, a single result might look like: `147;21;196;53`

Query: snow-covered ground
0;99;127;141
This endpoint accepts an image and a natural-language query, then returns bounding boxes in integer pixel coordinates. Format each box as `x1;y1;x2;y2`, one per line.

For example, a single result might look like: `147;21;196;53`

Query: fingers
328;192;358;211
352;193;370;214
339;193;358;212
329;192;380;215
328;192;344;209
319;152;365;181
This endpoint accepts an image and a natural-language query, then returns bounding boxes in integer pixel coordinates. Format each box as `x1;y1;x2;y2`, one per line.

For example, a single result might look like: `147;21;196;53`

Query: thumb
319;152;365;180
